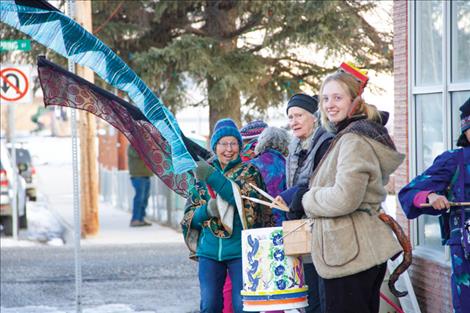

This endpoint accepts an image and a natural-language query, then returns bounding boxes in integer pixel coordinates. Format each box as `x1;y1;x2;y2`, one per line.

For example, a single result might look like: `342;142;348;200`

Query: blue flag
0;0;196;173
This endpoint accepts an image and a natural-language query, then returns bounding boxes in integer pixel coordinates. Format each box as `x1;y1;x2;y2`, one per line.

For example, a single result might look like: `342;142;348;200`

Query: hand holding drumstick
420;193;470;209
241;183;290;212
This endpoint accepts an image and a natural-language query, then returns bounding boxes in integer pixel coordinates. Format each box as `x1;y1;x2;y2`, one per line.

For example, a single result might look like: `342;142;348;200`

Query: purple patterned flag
37;56;201;198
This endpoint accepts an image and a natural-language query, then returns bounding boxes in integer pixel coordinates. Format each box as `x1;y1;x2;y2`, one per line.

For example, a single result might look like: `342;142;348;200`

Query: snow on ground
1;135;69;246
0;237;41;248
24;197;65;245
0;304;156;313
1;198;65;247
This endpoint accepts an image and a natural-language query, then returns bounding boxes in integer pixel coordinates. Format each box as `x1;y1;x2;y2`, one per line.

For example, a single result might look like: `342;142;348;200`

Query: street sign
0;39;31;52
0;65;32;104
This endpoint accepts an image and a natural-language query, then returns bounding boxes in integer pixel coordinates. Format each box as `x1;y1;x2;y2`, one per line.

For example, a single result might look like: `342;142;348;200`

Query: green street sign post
0;40;31;52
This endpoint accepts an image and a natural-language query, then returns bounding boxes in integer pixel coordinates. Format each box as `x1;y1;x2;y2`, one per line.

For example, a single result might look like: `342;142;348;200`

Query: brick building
393;1;470;312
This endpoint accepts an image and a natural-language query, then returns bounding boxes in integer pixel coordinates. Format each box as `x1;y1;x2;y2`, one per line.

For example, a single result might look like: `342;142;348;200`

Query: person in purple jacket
398;97;470;313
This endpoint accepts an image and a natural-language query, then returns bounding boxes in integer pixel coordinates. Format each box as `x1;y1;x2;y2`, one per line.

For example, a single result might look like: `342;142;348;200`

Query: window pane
415;1;443;86
452;91;470;148
419;215;442;248
416;93;445;250
416;94;444;171
451;1;470;83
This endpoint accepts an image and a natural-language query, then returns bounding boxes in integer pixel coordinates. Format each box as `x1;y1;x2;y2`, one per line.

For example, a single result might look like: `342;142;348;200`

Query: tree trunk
208;77;241;132
206;1;241;133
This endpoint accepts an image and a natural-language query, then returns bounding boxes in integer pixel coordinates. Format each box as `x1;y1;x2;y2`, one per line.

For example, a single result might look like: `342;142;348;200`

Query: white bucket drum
241;227;309;312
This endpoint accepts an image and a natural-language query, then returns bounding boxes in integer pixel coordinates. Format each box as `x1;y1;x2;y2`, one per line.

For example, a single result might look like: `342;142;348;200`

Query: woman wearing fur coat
299;66;404;313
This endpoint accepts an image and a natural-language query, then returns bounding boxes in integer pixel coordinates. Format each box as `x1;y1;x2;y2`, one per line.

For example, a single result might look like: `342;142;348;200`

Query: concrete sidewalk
50;195;184;246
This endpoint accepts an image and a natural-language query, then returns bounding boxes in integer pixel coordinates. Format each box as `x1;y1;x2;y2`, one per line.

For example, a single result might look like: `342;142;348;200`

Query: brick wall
393;2;452;312
98;131;118;170
97;123;128;170
408;256;452;313
393;0;410;236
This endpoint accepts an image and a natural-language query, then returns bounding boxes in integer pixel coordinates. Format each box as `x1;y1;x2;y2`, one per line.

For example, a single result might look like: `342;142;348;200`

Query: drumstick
241;195;276;207
241;195;290;212
248;183;290;212
249;183;276;201
420;202;470;208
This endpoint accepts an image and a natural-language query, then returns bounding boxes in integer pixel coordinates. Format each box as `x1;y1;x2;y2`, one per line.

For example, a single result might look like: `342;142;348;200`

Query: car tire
1;216;13;236
19;207;27;229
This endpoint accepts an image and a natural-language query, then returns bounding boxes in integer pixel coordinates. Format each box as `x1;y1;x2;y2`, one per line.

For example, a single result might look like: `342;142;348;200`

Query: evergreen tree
93;0;391;128
2;1;393;131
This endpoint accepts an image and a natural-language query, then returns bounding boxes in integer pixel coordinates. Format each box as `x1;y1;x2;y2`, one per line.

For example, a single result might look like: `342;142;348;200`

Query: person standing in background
128;145;153;227
275;93;334;313
239;120;268;162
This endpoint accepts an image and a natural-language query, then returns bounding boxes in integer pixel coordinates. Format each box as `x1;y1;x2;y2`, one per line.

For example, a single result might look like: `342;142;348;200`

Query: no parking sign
0;65;32;104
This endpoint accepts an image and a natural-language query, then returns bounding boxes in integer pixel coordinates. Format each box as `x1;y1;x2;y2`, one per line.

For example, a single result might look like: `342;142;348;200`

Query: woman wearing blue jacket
181;118;271;313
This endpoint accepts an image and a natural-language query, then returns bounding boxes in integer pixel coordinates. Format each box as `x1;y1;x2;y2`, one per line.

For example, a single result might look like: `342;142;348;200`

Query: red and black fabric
37;56;210;198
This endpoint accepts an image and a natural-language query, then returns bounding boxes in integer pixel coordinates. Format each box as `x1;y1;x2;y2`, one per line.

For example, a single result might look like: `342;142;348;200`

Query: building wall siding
98;132;118;170
393;2;452;313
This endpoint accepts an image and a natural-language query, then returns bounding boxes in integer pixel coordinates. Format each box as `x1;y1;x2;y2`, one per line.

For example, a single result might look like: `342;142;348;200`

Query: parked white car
0;140;27;236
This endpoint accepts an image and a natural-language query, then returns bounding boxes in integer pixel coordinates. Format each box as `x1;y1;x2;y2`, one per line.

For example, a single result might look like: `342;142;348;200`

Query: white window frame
408;0;470;264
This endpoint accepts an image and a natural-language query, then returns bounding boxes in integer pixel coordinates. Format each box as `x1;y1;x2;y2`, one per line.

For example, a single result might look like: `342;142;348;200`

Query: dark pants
304;262;324;313
323;263;387;313
130;177;150;222
198;256;246;313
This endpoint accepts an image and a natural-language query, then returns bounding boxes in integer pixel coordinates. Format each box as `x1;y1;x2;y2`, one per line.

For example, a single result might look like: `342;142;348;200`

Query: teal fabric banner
0;0;196;173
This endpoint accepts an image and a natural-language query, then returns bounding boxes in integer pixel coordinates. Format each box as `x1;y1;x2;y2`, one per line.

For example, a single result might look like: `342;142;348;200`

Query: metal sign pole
66;1;82;312
7;104;18;240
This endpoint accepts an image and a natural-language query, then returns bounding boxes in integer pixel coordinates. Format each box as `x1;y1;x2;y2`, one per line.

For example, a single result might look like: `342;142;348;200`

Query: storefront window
415;0;443;86
451;1;470;83
412;1;470;254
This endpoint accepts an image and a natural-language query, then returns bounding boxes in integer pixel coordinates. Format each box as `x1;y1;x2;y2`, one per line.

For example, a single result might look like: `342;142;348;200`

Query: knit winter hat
239;120;268;140
286;93;318;115
210;118;243;152
457;97;470;147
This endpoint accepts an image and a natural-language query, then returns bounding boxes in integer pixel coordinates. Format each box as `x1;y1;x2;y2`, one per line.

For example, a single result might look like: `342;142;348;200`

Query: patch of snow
25;200;65;243
46;237;64;246
0;238;41;247
0;304;157;313
0;306;65;313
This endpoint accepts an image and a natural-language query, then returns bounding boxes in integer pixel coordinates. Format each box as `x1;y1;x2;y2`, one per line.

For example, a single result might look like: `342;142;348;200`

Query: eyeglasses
217;142;239;149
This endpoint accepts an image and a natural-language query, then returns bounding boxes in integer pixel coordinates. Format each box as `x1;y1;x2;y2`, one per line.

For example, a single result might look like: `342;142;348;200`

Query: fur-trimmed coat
302;119;404;279
286;126;333;188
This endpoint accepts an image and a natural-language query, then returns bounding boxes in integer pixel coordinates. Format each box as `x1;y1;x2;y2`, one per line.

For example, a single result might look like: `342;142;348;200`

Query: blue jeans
130;177;150;222
198;256;246;313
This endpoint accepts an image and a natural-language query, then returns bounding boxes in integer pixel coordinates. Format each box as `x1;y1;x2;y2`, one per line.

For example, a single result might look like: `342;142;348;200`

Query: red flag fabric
37;56;196;198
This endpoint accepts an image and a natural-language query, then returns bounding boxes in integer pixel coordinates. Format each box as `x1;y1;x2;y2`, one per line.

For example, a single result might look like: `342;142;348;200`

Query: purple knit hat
239;120;268;140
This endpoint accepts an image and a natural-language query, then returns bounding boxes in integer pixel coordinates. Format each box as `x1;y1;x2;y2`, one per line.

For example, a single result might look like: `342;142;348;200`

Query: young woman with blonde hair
298;65;404;313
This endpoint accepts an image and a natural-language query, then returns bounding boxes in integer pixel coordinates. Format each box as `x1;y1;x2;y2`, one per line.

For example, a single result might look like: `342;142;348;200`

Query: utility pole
75;0;99;236
116;91;128;170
